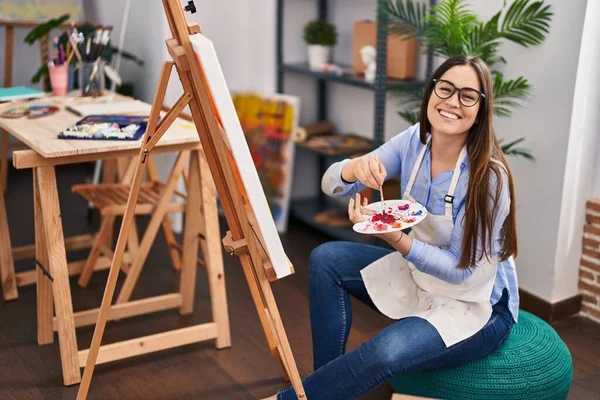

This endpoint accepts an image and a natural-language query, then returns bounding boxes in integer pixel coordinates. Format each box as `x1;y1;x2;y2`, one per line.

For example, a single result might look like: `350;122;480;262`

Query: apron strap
403;137;430;199
444;145;468;219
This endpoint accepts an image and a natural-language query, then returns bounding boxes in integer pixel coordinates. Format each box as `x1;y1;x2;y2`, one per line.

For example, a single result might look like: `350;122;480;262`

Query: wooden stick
116;151;189;303
146;155;182;271
34;171;52;343
76;62;174;400
36;166;80;385
0;171;17;300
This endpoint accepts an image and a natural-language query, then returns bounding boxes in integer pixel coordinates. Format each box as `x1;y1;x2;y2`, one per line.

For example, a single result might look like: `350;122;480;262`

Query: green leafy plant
303;20;338;46
24;14;144;91
381;0;553;160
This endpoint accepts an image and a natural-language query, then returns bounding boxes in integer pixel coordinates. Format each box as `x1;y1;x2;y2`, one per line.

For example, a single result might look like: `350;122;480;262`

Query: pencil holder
68;65;77;93
49;64;68;96
79;60;106;97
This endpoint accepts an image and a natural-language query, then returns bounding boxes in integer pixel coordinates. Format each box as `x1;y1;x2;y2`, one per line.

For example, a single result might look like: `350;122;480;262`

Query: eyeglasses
432;79;485;107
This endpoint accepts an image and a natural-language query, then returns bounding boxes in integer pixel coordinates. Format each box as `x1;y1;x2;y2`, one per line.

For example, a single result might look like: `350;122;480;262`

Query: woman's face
426;65;482;138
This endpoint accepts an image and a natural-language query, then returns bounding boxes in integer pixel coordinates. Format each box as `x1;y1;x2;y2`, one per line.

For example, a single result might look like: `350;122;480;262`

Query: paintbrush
375;155;384;213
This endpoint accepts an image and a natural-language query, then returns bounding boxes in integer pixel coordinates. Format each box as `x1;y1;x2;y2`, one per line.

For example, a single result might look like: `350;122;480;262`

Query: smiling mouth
438;109;461;121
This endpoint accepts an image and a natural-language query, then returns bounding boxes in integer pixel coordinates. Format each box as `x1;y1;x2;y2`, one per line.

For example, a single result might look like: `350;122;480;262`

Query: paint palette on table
353;199;427;235
58;115;149;140
0;104;59;119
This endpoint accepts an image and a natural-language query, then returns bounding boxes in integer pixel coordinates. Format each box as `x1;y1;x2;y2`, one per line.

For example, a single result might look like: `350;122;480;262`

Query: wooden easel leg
36;166;81;386
146;154;182;271
116;151;190;304
78;215;116;287
256;264;304;395
77;154;150;398
194;150;230;347
119;157;140;266
34;170;53;344
240;228;305;396
101;159;117;246
77;61;183;399
0;171;17;300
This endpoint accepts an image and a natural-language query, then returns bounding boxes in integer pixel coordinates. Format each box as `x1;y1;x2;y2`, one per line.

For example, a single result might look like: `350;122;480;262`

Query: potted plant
381;0;553;160
303;19;338;70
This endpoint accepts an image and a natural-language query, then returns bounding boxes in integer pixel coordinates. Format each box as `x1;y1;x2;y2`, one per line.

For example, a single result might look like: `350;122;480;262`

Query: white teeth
440;110;459;120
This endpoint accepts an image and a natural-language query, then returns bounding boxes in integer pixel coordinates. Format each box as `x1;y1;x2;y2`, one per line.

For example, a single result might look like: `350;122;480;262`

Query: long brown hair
418;55;518;269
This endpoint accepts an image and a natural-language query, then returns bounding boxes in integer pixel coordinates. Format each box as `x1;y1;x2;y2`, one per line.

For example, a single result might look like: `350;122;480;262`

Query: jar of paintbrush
71;27;111;97
79;59;106;97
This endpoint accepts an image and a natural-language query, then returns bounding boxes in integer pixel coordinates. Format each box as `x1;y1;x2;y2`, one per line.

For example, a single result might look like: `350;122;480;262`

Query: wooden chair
72;153;187;288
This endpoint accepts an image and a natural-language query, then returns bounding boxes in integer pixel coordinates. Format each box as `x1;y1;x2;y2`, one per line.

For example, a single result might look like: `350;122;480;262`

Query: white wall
468;0;587;302
553;0;600;302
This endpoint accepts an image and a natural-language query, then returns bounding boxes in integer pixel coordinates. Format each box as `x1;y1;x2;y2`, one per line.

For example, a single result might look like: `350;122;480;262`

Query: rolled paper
292;121;335;143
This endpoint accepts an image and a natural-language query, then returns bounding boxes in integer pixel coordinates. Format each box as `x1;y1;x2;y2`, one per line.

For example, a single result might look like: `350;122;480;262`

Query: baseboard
519;289;582;323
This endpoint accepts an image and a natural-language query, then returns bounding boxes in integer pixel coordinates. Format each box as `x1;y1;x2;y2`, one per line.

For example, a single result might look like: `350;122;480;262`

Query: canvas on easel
76;1;306;399
190;34;293;277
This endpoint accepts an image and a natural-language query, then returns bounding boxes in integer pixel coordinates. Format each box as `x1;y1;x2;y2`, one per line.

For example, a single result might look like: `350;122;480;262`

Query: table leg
0;170;17;300
1;130;9;192
34;170;53;343
36;166;81;386
180;151;201;315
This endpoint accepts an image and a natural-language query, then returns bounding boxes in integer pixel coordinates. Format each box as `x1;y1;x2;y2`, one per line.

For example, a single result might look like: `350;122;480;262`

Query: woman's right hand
341;155;387;189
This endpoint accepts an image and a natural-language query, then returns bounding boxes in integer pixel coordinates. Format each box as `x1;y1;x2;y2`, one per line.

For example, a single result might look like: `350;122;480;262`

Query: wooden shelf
281;62;425;91
295;133;373;158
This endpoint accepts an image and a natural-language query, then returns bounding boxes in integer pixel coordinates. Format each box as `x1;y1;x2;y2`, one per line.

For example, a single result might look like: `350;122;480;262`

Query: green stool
389;310;573;400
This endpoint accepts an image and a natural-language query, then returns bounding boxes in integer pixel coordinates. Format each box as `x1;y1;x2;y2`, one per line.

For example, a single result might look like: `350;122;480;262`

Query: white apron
360;140;498;347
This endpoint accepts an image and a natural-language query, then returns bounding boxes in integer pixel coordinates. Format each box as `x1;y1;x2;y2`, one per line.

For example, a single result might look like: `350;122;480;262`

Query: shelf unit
276;0;434;241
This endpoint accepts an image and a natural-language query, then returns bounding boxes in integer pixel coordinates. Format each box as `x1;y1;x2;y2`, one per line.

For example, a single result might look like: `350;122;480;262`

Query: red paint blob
371;212;397;224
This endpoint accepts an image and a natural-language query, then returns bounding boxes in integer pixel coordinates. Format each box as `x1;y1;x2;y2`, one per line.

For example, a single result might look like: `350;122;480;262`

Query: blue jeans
277;241;514;400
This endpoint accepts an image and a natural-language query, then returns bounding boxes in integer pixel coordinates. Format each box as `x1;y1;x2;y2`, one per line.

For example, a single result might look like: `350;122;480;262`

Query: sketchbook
65;99;152;116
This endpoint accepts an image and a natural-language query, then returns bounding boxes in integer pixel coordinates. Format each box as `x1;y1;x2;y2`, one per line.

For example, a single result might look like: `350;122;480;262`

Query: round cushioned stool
388;310;573;400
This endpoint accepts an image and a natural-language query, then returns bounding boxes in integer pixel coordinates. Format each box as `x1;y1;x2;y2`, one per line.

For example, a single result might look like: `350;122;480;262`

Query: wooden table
0;94;196;300
0;96;230;386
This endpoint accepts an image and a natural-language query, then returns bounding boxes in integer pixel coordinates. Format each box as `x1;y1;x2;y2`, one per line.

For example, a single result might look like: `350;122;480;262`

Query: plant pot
308;45;331;70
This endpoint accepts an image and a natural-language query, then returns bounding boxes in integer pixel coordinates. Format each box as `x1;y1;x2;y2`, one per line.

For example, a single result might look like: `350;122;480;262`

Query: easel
76;1;306;399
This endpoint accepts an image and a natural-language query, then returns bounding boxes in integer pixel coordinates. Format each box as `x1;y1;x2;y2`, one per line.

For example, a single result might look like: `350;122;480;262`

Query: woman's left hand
349;193;409;252
348;193;374;224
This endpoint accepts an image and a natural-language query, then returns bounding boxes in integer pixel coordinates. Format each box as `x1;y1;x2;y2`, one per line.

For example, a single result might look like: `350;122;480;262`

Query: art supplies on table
80;58;105;97
0;86;45;102
58;115;148;141
49;64;69;96
65;99;150;116
0;104;59;119
63;25;112;96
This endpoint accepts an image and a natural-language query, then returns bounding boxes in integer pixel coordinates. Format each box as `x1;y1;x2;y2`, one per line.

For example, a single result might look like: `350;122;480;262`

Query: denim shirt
321;123;519;323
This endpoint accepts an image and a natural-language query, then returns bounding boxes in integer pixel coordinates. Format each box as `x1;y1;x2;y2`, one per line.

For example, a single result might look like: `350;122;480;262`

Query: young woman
265;55;519;400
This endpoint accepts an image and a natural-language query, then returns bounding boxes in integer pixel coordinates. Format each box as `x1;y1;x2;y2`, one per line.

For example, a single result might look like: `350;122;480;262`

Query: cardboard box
352;20;418;80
